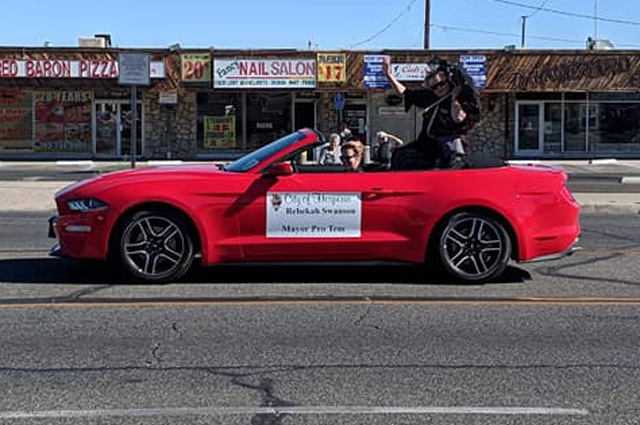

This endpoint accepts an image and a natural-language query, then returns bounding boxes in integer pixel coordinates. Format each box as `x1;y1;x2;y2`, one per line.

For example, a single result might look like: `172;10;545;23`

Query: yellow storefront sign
317;53;346;83
181;53;211;83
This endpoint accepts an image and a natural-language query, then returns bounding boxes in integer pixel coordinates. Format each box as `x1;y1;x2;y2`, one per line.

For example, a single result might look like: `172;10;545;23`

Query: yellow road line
2;297;640;309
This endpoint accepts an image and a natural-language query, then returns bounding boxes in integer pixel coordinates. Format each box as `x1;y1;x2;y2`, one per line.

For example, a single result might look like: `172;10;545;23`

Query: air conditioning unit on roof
78;37;107;48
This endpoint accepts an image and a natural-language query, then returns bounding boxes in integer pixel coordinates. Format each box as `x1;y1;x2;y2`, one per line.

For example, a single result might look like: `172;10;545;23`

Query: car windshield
224;132;306;173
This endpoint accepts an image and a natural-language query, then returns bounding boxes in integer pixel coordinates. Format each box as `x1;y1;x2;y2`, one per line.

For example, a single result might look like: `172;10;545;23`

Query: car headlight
67;198;109;212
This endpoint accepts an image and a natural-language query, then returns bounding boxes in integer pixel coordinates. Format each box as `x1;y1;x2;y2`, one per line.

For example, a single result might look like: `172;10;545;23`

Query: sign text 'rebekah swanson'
0;59;165;79
266;192;361;238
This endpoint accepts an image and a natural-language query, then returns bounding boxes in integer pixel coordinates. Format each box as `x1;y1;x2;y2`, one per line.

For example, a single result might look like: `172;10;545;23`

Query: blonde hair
341;140;364;156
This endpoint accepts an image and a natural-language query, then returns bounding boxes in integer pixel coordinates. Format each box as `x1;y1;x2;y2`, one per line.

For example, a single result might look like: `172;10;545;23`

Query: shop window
590;92;640;102
543;103;562;154
197;93;243;152
564;92;587;101
0;90;33;152
246;92;292;151
516;92;561;101
563;103;587;152
34;91;93;153
589;103;640;152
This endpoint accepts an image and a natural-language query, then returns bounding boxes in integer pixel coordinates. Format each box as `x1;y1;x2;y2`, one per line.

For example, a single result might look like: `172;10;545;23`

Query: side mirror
266;162;293;176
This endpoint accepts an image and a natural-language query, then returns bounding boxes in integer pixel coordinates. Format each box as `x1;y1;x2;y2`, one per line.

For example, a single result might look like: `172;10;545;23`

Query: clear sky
2;0;639;50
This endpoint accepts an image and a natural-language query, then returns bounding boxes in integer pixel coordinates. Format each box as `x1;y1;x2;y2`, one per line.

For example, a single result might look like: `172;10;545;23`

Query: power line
430;23;581;44
430;22;640;48
490;0;640;26
525;0;549;18
350;0;420;47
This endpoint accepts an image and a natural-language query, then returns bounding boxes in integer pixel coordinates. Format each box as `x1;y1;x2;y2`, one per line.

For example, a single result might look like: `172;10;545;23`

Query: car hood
55;164;227;198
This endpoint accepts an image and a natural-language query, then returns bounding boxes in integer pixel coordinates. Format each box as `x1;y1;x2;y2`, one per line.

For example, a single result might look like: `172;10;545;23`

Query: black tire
435;211;511;284
116;209;194;283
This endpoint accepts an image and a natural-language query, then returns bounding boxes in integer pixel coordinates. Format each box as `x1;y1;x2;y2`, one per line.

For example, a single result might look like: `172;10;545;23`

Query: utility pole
521;15;526;48
594;0;598;41
424;0;430;49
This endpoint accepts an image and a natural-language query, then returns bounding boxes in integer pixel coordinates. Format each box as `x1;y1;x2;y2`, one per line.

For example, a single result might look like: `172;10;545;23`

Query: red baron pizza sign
0;59;165;79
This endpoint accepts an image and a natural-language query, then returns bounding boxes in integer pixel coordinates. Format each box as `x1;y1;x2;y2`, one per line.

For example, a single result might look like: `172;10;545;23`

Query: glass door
95;102;118;156
120;102;143;159
94;101;143;158
516;102;543;154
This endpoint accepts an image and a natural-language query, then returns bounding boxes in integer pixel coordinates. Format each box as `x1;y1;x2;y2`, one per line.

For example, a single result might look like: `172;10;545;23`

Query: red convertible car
49;129;580;284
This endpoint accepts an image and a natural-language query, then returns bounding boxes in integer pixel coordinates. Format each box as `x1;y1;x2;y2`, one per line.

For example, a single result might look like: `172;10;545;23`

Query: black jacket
404;64;480;140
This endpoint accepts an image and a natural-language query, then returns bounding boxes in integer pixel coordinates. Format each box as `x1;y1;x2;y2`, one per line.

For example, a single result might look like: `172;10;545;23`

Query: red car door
236;170;431;262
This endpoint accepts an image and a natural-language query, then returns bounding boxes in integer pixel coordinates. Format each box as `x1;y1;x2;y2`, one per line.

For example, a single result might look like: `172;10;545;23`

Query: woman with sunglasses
382;56;480;170
340;141;364;172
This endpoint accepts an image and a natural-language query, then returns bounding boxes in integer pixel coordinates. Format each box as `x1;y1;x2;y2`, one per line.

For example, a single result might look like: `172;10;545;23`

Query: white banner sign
0;59;165;79
391;63;431;81
214;58;316;88
266;192;361;238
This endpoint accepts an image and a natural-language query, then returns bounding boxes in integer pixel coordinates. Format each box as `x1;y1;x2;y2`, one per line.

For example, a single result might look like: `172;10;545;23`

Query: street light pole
521;15;526;48
424;0;430;49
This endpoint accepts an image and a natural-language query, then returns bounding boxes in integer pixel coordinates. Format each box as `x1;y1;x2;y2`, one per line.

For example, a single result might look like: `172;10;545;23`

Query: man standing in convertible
383;56;481;170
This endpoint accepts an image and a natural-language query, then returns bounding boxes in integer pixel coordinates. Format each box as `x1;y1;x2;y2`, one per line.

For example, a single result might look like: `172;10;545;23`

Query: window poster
204;115;236;149
34;91;93;153
0;90;33;151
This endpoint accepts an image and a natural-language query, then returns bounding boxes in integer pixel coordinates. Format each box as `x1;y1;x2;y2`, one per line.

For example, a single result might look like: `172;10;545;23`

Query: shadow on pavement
0;257;531;286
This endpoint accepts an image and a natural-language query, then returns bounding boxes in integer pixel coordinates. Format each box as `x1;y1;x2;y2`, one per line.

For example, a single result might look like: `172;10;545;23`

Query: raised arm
383;56;406;95
381;131;404;149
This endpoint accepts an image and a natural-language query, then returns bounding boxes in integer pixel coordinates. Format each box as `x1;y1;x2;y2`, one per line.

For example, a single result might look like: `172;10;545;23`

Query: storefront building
1;45;639;160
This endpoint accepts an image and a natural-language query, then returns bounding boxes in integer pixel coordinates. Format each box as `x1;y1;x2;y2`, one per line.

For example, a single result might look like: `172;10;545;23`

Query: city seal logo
271;194;282;211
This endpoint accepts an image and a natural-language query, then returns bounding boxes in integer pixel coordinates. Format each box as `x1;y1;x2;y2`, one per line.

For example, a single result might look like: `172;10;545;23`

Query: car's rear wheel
435;211;511;284
117;209;194;283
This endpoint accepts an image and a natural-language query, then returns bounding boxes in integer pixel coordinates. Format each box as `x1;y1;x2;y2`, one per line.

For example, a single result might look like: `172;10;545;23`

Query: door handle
366;187;394;195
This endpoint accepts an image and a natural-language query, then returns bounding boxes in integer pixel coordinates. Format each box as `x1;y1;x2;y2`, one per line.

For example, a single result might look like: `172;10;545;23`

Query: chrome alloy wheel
440;213;509;282
121;214;188;280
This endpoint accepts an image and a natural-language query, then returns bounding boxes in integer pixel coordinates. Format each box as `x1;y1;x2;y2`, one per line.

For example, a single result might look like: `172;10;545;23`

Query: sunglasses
341;154;358;160
428;80;448;90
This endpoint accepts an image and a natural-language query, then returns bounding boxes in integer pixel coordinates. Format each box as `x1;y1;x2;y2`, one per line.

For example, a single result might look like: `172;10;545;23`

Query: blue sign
334;92;345;110
363;55;391;89
459;55;486;89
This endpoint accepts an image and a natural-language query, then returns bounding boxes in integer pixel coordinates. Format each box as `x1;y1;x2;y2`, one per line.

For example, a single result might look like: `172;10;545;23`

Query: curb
620;176;640;184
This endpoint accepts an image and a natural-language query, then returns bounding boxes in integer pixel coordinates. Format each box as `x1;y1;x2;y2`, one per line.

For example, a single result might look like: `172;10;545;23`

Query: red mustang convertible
49;129;580;284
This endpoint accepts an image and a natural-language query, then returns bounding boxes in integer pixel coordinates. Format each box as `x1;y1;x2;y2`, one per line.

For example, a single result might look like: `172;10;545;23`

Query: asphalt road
1;212;639;299
1;213;639;424
1;302;639;424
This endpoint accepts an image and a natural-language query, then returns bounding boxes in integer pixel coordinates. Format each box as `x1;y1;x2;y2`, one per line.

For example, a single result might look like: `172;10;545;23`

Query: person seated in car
375;130;404;164
341;140;364;172
341;140;390;173
319;133;343;165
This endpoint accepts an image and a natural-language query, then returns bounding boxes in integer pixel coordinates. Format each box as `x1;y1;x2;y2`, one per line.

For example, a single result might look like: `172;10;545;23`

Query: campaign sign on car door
266;192;362;238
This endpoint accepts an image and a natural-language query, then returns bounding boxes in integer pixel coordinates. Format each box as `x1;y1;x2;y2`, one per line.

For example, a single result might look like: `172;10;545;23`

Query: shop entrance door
515;102;543;154
343;102;368;144
95;101;144;158
293;100;316;130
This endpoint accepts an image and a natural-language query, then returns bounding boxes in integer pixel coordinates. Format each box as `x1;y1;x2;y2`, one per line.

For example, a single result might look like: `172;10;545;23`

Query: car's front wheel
435;211;511;284
116;209;194;283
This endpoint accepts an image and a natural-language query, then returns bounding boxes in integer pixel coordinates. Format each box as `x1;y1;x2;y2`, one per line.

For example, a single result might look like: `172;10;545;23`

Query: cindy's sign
391;63;431;81
0;59;165;79
214;58;316;88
